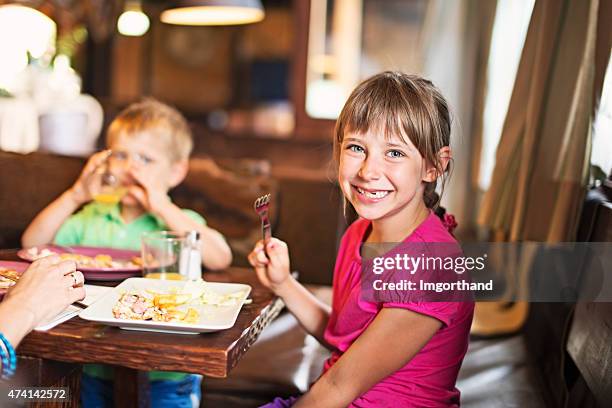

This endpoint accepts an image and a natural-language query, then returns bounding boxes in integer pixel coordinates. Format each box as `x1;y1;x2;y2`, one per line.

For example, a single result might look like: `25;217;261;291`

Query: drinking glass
141;231;187;280
93;151;128;205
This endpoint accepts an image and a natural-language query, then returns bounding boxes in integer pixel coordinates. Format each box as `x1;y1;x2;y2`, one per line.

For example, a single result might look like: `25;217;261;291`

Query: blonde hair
106;98;193;163
334;71;452;209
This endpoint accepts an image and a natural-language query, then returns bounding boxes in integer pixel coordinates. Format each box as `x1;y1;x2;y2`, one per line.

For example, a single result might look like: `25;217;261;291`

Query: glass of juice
93;186;128;205
141;231;187;280
93;151;128;205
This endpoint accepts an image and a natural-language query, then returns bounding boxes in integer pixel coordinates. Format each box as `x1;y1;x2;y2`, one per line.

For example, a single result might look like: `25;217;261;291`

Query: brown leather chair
0;151;83;249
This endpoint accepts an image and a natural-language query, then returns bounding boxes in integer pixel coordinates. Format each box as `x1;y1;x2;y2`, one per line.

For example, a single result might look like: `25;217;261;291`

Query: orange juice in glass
93;186;128;205
93;151;128;205
141;231;186;280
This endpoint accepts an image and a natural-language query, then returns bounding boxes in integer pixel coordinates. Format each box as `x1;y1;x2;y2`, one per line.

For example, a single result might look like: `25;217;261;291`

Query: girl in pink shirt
249;71;474;407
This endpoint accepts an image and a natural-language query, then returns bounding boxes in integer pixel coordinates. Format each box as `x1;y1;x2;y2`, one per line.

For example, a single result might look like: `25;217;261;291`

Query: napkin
34;284;111;331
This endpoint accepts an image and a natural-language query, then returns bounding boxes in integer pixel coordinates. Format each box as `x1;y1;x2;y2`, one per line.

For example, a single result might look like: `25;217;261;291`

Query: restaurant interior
0;0;610;407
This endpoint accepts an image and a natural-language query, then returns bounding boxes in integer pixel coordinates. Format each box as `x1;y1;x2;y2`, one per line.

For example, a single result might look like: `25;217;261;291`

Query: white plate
79;278;251;334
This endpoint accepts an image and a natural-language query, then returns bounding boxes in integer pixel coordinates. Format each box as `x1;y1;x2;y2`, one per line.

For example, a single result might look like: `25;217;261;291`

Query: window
305;0;429;119
591;54;612;176
478;0;535;190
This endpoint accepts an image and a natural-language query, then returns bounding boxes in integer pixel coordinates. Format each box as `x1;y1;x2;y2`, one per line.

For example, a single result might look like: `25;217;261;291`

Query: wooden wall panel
150;23;234;110
111;35;144;104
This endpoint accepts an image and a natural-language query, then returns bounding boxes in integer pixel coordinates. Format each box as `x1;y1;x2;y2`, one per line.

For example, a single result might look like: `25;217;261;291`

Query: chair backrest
0;151;84;248
565;201;612;407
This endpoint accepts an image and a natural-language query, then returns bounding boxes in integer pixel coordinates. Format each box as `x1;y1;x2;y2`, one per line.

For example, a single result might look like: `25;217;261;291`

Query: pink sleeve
382;301;460;327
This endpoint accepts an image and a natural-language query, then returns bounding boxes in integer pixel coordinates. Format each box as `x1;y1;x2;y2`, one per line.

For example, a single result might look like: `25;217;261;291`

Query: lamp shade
160;0;264;26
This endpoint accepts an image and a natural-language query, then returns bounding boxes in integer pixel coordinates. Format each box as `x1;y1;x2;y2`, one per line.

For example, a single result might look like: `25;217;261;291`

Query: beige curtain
472;0;611;338
467;1;498;192
477;0;611;242
421;0;498;235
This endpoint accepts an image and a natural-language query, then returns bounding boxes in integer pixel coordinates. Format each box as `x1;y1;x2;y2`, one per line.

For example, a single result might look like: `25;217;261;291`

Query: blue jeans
81;373;202;408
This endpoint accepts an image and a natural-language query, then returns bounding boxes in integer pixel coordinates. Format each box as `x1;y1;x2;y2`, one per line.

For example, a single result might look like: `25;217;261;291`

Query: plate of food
79;278;252;334
0;261;29;297
18;245;142;281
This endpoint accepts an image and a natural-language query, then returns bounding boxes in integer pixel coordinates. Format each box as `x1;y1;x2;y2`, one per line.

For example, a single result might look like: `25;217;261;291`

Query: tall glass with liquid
93;151;128;205
141;231;186;280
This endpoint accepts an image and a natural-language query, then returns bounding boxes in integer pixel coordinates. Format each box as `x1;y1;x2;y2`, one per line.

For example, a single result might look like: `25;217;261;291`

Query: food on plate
112;290;199;323
197;285;249;306
26;247;141;269
111;281;249;324
180;280;249;306
130;256;144;267
27;247;55;259
0;268;19;289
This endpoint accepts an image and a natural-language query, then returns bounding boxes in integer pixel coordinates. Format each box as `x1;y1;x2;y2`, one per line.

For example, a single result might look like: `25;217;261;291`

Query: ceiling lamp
117;1;150;36
160;0;264;26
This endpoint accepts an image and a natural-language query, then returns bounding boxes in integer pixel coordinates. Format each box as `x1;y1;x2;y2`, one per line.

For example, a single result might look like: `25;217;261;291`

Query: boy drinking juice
22;98;233;407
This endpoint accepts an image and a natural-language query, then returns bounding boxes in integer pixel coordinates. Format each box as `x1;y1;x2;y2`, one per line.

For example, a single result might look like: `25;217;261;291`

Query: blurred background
0;1;611;406
0;0;609;240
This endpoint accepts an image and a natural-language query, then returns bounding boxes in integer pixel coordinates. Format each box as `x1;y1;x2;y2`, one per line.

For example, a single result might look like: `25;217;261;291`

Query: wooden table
1;250;283;407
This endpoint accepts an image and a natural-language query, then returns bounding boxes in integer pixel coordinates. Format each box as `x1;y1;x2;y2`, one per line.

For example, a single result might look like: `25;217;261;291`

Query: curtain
477;0;611;242
421;0;497;235
473;0;611;343
468;1;498;193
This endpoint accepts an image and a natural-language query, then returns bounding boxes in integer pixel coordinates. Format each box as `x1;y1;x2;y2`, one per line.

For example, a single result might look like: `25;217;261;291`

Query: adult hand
248;238;291;294
6;256;85;330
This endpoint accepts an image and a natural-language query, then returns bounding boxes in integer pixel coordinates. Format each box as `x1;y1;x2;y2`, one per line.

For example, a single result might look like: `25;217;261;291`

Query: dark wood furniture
525;188;612;408
1;248;283;407
565;199;612;408
567;302;612;407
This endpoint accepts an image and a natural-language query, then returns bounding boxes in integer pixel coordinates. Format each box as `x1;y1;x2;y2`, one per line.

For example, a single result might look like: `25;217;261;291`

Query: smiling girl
249;72;474;407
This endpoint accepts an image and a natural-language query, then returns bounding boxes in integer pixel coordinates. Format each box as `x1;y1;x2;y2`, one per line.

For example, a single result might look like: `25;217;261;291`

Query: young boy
22;98;232;407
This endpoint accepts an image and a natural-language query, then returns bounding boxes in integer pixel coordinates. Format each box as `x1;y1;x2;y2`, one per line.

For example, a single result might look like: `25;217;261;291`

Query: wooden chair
565;196;612;407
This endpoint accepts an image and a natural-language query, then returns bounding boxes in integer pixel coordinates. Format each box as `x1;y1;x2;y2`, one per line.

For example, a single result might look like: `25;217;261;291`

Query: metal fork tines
254;194;272;248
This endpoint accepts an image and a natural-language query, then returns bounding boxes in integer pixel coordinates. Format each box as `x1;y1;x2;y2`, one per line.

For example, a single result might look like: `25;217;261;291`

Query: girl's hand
127;164;171;214
69;150;109;205
248;238;291;294
6;256;85;330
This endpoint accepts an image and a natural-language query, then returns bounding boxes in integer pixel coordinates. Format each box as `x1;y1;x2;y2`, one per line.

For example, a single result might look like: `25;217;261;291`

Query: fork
254;194;272;252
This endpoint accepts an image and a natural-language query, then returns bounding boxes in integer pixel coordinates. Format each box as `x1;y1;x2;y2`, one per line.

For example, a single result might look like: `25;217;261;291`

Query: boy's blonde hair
106;98;193;163
334;71;452;209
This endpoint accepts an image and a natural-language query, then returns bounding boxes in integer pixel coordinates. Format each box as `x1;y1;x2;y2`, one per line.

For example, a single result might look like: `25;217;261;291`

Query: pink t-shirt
322;211;474;407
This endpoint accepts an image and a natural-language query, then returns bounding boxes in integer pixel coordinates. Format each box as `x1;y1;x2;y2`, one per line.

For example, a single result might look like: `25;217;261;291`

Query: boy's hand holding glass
69;150;112;205
248;238;292;294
